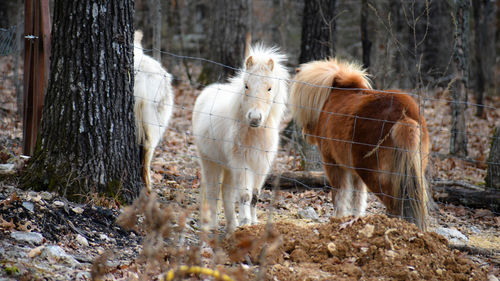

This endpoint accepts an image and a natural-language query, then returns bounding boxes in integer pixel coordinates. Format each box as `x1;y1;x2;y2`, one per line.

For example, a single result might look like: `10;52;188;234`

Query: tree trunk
0;0;17;27
472;0;486;117
199;0;250;84
433;184;500;212
450;0;469;157
21;0;142;204
388;0;411;89
149;0;162;61
472;0;496;117
298;0;337;63
292;0;338;171
486;125;500;189
361;0;371;70
421;1;453;88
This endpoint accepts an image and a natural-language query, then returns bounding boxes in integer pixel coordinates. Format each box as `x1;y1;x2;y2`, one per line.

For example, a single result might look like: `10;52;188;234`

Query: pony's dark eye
268;87;272;92
245;85;249;90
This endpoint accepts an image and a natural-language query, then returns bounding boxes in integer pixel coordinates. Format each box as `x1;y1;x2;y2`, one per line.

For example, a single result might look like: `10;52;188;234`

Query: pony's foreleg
250;172;267;225
236;168;254;226
221;168;237;232
199;159;222;230
351;174;368;216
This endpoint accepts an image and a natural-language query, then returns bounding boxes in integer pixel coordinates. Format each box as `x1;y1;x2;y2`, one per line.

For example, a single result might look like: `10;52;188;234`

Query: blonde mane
290;58;371;133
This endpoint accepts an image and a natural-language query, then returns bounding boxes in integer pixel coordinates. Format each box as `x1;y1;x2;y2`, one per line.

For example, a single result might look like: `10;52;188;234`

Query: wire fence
0;25;23;124
130;40;500;216
0;15;499;278
129;44;500;278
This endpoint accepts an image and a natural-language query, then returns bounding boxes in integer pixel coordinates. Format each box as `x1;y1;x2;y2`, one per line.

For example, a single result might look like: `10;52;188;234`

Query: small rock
41;245;79;266
488;274;499;281
386;250;398;258
22;201;35;212
27;191;42;202
359;224;375;238
75;234;89;247
0;163;15;175
53;200;65;207
469;226;481;234
76;271;92;281
71;206;84;214
297;207;319;221
40;191;53;200
99;233;110;241
327;242;336;255
11;231;44;245
434;227;468;245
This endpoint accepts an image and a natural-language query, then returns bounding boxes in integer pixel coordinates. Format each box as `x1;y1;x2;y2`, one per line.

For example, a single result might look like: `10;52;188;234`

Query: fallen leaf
28;246;45;258
0;216;14;230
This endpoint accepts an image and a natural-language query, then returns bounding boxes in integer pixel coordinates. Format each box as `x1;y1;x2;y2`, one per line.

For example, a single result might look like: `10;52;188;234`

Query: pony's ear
267;59;274;71
245;56;254;69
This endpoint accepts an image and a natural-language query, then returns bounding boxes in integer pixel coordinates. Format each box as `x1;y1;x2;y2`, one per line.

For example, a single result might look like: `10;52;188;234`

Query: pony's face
242;56;276;128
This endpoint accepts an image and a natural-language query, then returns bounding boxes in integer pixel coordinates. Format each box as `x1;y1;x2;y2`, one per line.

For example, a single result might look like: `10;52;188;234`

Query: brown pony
290;59;429;230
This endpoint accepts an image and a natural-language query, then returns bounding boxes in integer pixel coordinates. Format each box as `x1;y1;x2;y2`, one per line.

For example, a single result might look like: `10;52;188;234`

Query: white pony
134;31;174;192
192;45;289;232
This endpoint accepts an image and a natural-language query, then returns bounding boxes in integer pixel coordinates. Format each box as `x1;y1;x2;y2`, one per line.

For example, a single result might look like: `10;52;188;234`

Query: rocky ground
1;56;500;280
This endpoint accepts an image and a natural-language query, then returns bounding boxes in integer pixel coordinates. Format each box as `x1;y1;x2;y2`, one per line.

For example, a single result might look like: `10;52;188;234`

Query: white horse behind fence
193;45;289;232
134;31;174;193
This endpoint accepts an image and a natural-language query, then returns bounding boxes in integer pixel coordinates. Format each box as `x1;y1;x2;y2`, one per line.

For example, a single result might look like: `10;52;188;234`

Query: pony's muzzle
247;111;262;127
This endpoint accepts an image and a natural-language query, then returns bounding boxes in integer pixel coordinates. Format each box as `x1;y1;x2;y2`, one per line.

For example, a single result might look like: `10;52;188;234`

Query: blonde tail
390;117;429;230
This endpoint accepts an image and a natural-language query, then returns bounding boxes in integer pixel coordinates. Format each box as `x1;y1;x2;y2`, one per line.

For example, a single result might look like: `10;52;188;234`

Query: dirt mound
225;215;488;280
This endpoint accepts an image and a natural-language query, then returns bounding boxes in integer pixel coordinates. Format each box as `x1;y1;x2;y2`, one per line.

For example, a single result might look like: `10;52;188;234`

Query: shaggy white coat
193;45;289;231
134;31;174;192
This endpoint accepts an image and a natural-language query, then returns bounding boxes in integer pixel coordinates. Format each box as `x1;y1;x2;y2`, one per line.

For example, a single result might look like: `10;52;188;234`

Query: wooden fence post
23;0;50;155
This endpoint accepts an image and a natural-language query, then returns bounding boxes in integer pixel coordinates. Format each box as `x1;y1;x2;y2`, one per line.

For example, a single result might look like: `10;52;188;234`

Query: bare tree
361;0;372;70
199;0;250;83
292;0;337;171
486;124;500;189
22;0;142;203
450;0;470;157
149;0;162;61
472;0;496;117
420;1;453;87
298;0;337;63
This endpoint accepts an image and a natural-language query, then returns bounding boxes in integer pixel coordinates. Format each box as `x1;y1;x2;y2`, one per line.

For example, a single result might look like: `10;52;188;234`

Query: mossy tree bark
21;0;142;203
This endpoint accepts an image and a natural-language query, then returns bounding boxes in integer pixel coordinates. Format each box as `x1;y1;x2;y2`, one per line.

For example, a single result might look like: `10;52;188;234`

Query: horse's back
318;89;427;166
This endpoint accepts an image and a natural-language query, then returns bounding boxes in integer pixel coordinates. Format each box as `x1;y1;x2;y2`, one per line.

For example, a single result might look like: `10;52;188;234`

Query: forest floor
0;56;499;280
